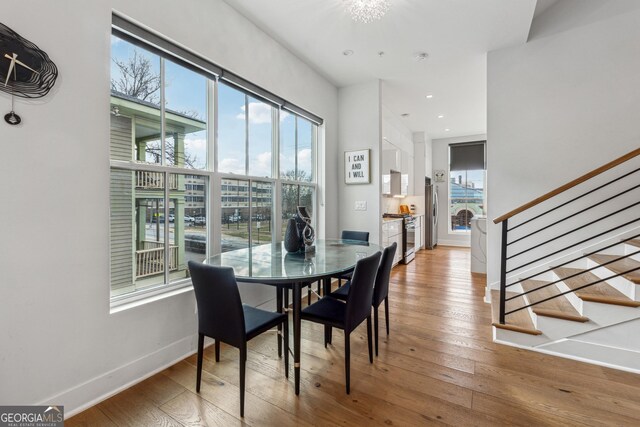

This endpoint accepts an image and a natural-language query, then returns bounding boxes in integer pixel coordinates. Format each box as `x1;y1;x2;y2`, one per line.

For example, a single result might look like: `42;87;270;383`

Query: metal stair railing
493;148;640;324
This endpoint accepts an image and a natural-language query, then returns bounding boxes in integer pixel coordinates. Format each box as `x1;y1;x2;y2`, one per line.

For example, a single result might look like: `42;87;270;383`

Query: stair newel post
499;219;509;324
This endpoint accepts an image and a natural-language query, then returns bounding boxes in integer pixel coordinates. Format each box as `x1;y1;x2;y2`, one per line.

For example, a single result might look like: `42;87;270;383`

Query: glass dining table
205;238;383;395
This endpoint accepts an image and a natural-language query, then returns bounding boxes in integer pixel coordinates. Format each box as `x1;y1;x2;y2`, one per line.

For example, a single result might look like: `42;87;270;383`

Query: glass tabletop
205;239;382;283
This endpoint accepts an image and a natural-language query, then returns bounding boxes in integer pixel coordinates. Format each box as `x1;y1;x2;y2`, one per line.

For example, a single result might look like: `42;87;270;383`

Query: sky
111;35;312;178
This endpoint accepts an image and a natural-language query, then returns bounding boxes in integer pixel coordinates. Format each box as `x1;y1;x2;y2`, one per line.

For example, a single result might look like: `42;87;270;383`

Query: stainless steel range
402;216;416;264
383;213;416;264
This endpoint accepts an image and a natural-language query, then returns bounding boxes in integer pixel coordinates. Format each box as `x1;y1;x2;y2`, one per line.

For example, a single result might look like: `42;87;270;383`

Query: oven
402;217;416;264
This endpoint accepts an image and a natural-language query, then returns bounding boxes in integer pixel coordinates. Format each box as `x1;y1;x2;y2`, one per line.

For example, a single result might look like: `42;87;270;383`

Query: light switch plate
355;201;367;211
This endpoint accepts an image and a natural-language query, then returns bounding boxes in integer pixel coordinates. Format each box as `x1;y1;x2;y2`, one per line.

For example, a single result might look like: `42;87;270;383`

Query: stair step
625;238;640;249
490;290;542;335
520;280;589;322
589;254;640;284
554;267;640;307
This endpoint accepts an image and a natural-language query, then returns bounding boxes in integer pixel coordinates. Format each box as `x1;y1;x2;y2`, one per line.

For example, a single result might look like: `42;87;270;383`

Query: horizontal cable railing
505;233;640;290
493;148;640;325
505;266;640;316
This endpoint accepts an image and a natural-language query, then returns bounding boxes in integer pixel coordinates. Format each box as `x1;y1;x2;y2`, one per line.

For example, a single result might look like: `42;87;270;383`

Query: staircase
491;148;640;372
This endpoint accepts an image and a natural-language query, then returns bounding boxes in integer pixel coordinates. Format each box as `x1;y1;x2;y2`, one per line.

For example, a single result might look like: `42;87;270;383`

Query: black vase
284;218;301;252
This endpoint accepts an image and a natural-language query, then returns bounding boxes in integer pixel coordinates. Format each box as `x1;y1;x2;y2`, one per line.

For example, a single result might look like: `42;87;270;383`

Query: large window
448;141;486;232
109;26;319;302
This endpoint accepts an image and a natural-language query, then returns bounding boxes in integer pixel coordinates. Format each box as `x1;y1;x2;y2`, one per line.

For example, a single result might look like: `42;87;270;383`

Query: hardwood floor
68;247;640;426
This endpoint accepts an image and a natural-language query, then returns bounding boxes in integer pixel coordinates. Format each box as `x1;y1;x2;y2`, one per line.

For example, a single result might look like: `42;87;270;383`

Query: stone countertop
382;217;403;223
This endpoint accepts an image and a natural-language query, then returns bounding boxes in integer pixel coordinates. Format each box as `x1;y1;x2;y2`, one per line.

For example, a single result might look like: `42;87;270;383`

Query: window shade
449;141;486;171
112;13;323;125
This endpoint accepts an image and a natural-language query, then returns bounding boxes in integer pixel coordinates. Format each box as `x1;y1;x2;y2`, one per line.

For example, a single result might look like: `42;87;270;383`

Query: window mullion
160;57;166;167
245;94;249;175
294;117;298;180
209;78;221;255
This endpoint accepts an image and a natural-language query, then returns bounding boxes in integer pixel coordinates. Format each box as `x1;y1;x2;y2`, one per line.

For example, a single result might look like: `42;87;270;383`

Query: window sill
110;279;193;314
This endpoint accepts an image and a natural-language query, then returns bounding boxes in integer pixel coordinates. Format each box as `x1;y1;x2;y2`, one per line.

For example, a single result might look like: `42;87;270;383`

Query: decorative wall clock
0;22;58;125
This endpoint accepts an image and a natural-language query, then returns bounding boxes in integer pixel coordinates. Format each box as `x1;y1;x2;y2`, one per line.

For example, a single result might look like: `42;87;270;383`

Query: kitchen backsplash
383;195;426;215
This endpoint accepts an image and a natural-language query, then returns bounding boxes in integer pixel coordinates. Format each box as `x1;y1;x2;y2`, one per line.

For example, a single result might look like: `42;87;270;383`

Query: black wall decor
0;22;58;99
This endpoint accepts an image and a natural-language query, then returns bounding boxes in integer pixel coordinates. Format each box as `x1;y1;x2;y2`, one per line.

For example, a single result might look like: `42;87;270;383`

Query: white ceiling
223;0;537;139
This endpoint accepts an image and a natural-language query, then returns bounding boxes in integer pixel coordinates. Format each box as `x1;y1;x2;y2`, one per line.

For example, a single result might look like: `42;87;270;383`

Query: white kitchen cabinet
382;219;403;266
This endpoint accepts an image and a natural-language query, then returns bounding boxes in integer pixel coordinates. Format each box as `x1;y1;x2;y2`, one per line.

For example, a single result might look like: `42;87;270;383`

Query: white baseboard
437;239;470;247
40;335;198;419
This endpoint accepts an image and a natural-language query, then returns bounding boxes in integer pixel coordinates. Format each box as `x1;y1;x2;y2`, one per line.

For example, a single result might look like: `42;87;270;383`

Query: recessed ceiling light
401;113;410;118
437;115;444;119
378;51;385;57
343;49;354;56
414;52;429;61
445;128;451;132
426;94;433;99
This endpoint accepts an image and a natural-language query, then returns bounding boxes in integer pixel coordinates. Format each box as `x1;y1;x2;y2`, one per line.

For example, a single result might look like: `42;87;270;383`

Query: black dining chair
335;230;370;287
330;242;397;356
301;251;381;394
188;261;289;417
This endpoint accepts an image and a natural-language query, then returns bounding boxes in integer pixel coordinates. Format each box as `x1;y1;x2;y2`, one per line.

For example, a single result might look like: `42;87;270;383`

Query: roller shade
112;13;323;125
450;141;486;171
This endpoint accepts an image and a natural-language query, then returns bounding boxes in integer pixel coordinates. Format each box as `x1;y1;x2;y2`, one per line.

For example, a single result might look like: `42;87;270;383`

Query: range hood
382;169;402;196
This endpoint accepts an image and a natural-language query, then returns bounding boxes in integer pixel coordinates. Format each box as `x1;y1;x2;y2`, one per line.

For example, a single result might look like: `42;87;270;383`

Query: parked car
194;216;206;226
168;214;175;223
184;215;195;224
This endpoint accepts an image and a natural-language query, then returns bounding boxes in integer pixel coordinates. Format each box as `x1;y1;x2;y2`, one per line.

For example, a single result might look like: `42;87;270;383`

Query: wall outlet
355;201;367;211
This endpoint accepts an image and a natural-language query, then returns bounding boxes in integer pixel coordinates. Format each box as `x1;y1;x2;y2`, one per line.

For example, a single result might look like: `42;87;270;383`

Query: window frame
109;21;320;307
447;141;487;234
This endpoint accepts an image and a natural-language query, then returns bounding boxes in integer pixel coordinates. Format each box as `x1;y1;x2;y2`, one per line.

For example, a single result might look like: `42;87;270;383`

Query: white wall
432;134;487;247
487;1;640;287
0;0;338;414
338;81;382;244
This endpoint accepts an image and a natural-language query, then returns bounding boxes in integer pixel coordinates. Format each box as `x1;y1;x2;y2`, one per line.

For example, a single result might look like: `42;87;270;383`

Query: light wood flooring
68;247;640;426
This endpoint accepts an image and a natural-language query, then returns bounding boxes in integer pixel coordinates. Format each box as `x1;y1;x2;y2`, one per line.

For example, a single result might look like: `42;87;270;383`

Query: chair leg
338;278;342;288
324;325;332;348
385;297;390;335
344;332;351;394
283;318;289;379
307;285;311;306
276;286;283;358
215;339;220;363
374;306;379;357
366;316;373;364
196;333;204;393
317;281;322;297
240;344;247;417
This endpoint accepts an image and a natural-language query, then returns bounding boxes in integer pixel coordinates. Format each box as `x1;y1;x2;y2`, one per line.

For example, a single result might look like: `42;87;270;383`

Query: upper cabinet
382;105;414;196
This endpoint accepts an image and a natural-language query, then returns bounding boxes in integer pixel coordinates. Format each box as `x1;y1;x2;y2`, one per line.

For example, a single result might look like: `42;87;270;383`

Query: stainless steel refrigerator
425;177;438;249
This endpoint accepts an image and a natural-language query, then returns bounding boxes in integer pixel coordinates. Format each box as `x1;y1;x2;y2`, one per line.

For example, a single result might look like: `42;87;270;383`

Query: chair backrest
341;230;370;242
188;261;245;347
373;242;397;307
345;251;382;333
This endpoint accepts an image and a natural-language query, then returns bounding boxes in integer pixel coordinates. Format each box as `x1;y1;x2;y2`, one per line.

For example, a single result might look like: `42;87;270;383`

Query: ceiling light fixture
414;52;429;61
437;115;444;119
343;49;354;56
426;94;433;99
445;128;450;132
401;113;410;118
347;0;391;24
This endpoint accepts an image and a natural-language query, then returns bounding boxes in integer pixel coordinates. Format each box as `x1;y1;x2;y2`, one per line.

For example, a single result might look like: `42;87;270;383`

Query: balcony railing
135;171;178;190
135;243;178;279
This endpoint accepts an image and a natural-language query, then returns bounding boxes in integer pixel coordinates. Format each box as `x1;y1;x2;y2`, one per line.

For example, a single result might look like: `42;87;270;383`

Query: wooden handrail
493;147;640;224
